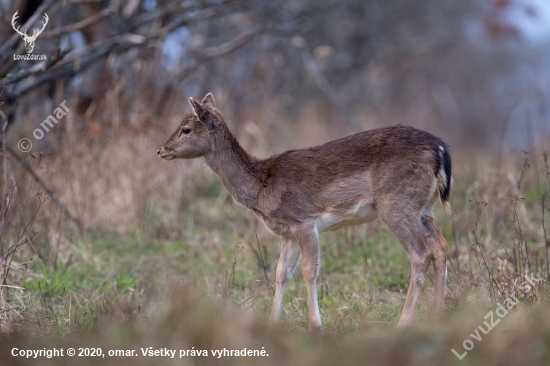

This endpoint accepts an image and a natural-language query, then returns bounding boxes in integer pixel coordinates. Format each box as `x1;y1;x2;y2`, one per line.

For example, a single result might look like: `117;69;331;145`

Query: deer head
158;94;219;160
12;11;49;54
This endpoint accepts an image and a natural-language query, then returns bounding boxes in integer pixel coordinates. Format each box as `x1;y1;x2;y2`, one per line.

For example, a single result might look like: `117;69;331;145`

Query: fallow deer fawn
158;93;452;331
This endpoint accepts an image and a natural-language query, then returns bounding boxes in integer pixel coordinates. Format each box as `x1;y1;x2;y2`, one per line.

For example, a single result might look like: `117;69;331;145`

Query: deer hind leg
381;213;432;327
420;213;448;310
269;236;301;325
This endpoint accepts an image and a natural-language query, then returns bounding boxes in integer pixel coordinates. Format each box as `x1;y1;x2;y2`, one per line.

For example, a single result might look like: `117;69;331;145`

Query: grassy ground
1;122;549;365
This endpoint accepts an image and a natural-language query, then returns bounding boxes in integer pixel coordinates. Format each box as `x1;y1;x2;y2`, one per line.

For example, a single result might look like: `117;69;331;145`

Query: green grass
1;142;550;365
9;204;417;337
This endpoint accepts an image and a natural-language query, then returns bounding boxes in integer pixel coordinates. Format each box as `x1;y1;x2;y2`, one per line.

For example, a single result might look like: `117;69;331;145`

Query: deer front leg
269;236;301;325
296;226;322;332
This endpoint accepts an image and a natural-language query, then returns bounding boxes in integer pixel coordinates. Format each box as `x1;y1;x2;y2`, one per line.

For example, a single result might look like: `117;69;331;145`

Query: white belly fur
315;200;377;232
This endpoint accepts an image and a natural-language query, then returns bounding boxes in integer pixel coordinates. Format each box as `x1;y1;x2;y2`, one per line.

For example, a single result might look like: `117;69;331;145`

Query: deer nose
157;149;161;155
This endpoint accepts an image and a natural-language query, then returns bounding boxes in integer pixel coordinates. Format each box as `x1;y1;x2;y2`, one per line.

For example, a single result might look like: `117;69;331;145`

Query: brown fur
158;93;452;330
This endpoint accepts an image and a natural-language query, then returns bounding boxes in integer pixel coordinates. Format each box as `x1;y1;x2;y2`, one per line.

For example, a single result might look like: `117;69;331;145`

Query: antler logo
11;11;48;54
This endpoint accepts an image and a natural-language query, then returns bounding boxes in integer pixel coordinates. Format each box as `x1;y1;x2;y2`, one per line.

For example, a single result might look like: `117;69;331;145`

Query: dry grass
1;90;549;365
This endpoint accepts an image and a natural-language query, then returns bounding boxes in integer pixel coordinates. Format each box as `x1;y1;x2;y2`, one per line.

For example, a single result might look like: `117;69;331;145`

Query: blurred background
1;1;550;360
2;0;550;152
1;0;549;229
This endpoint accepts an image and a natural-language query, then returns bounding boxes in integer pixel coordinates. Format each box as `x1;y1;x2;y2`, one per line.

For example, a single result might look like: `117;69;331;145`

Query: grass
1;110;549;364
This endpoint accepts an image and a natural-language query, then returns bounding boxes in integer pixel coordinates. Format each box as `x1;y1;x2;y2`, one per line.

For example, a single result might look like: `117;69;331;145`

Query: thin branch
255;229;272;290
201;24;264;58
68;0;104;4
41;5;117;39
0;140;83;232
2;4;233;95
2;235;30;286
543;194;549;283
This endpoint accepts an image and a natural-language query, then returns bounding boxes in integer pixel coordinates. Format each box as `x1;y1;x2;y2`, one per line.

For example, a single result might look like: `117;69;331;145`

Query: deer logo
11;11;48;54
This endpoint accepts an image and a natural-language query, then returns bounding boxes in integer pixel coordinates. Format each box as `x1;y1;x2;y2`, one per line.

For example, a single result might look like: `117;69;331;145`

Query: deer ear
189;97;201;116
202;93;216;109
189;97;216;130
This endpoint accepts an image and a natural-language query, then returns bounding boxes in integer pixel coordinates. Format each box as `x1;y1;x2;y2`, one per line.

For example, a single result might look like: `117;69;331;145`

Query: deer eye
179;128;191;137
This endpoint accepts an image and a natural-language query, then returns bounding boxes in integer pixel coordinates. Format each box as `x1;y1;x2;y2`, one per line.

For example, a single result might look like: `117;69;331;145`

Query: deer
11;11;49;54
158;93;452;331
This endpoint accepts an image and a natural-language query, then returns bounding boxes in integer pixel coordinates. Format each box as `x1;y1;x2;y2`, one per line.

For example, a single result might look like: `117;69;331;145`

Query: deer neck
204;125;261;209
